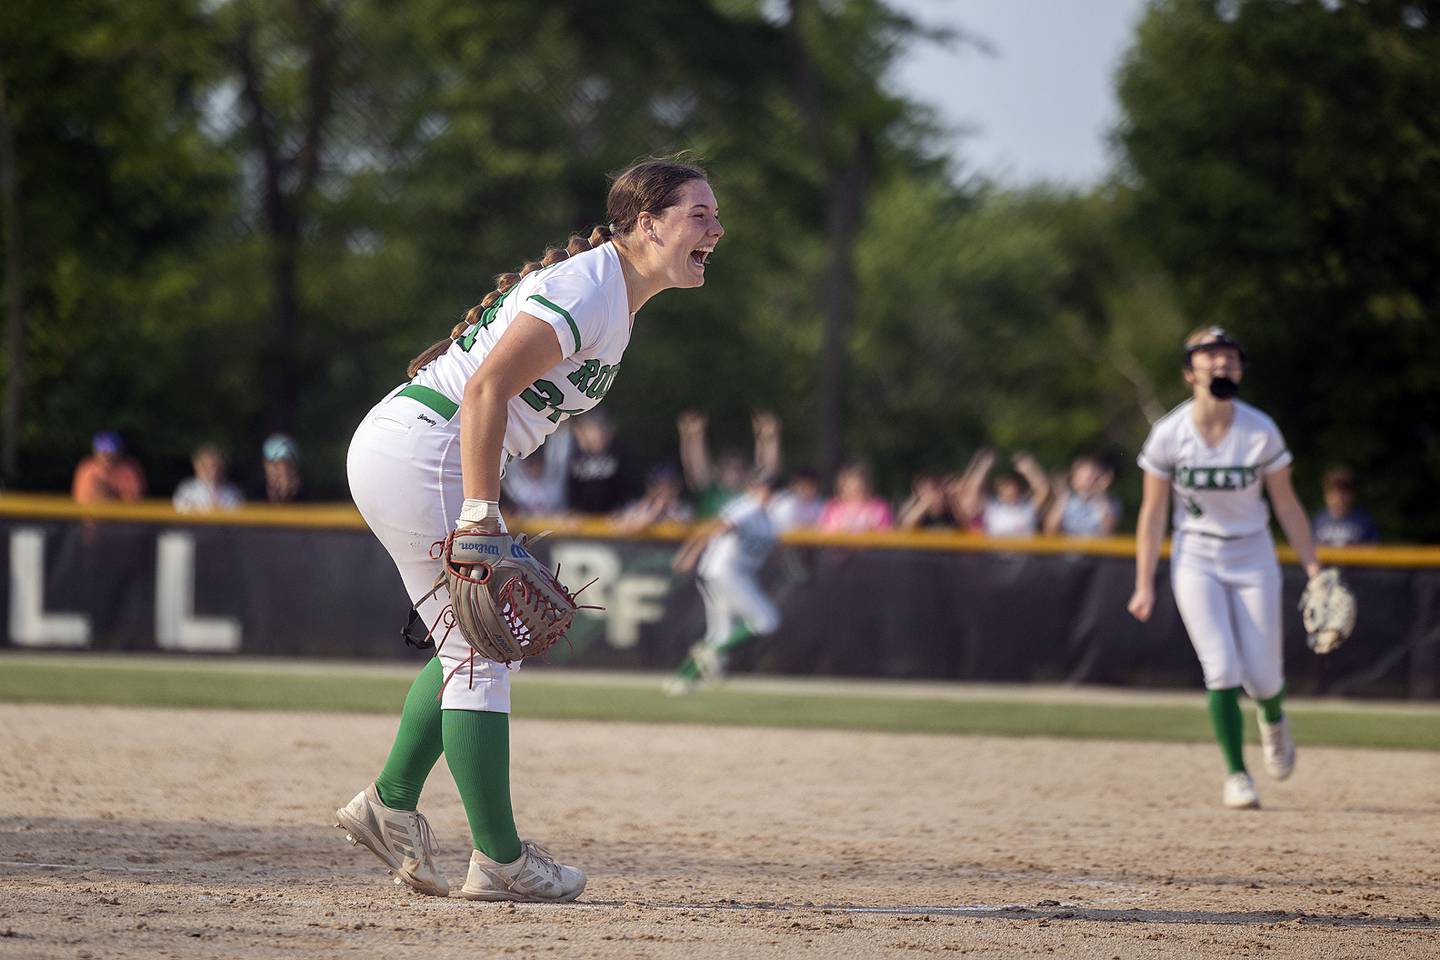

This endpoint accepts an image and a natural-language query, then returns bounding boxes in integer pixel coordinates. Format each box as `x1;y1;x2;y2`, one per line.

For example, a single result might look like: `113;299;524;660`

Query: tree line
1;0;1436;539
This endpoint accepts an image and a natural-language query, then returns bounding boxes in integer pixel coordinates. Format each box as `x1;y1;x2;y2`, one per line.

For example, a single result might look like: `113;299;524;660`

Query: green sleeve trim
1258;448;1292;472
527;294;582;353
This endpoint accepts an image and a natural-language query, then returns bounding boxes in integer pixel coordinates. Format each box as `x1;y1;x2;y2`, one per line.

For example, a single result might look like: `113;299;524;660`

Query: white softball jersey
697;494;781;636
412;242;632;458
346;242;633;713
1137;399;1291;698
699;495;778;580
1137;399;1292;538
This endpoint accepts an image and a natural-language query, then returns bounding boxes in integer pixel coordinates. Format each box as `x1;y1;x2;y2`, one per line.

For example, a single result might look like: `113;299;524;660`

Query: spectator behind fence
677;409;781;518
817;461;894;533
768;467;824;531
613;463;694;531
501;423;571;518
567;409;635;514
72;431;146;504
958;448;1050;537
1312;466;1380;546
173;444;245;512
1043;455;1120;537
262;433;304;503
898;471;964;529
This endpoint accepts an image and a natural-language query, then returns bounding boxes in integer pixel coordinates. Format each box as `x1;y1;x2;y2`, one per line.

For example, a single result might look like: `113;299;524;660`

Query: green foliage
2;0;1433;537
850;181;1186;499
1117;0;1440;539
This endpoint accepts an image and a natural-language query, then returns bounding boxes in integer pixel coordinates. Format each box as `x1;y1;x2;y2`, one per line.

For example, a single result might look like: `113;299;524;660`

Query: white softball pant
698;571;780;648
1170;529;1284;699
347;387;518;713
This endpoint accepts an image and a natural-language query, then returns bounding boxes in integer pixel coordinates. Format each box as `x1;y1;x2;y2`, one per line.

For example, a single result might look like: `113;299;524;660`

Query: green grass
1;658;1437;750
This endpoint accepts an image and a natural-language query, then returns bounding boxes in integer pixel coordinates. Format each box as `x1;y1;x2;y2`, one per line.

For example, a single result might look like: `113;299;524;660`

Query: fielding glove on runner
1299;568;1357;655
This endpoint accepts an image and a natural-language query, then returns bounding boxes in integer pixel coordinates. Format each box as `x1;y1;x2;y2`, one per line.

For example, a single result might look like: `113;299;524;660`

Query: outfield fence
2;495;1437;698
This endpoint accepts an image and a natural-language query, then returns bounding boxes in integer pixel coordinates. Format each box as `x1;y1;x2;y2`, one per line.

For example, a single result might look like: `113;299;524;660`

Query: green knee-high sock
1257;686;1286;724
1207;687;1247;775
674;625;757;680
373;657;445;810
442;709;522;864
715;624;757;655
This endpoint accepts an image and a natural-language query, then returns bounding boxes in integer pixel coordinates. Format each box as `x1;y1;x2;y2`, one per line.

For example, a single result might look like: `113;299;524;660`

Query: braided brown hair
406;155;709;379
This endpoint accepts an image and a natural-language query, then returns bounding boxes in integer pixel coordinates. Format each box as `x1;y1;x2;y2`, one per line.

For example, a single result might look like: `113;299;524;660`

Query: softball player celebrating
1128;327;1322;810
337;157;722;900
664;470;781;694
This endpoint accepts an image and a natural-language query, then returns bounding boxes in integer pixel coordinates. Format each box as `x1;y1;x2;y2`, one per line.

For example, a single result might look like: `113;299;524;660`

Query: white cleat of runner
1222;771;1261;810
1258;715;1296;780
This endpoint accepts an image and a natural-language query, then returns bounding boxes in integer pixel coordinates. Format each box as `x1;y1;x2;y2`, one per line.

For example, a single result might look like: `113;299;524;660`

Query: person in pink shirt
817;461;893;533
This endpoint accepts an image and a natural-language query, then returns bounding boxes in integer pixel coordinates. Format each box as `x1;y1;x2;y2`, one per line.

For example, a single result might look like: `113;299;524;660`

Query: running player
1128;326;1323;810
664;470;780;694
337;157;723;900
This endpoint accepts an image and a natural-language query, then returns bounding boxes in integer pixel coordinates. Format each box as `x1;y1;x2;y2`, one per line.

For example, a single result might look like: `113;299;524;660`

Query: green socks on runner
1207;687;1247;775
373;657;445;810
1257;687;1286;724
442;708;522;864
674;625;757;681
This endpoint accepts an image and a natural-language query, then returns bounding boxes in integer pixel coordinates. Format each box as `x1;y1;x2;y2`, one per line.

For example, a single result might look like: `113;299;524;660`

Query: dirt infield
2;702;1438;959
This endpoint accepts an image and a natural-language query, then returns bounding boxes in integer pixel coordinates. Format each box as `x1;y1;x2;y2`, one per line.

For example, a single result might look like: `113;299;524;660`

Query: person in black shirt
566;409;635;514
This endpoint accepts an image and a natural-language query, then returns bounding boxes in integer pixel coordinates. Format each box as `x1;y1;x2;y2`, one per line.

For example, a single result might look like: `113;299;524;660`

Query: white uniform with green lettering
346;243;632;712
696;493;781;645
1137;399;1292;698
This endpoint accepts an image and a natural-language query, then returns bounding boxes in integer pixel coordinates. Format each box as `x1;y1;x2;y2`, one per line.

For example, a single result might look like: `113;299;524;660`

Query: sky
887;0;1151;187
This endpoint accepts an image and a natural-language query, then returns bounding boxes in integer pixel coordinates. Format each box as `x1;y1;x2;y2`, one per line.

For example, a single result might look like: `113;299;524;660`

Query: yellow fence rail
2;493;1436;568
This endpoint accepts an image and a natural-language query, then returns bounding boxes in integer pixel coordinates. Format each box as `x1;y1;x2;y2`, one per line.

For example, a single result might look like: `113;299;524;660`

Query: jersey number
520;379;583;423
459;289;512;352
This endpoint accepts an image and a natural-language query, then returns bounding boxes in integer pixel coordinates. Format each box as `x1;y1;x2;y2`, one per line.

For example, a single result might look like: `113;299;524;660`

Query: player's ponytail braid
405;154;707;379
405;227;614;379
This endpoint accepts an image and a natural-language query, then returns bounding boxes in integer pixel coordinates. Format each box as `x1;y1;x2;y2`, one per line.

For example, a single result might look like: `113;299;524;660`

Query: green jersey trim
528;294;582;353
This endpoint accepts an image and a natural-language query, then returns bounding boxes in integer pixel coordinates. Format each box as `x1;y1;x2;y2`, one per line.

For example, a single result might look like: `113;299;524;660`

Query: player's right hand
1127;586;1154;622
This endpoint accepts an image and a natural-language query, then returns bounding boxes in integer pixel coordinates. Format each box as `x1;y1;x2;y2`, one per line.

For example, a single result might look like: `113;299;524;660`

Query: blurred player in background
1128;326;1322;810
338;156;723;902
665;469;781;694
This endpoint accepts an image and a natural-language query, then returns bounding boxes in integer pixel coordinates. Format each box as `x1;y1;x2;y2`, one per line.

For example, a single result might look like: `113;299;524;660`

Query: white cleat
1258;715;1296;780
459;840;587;903
1222;772;1261;810
662;675;699;697
688;642;725;682
334;783;448;896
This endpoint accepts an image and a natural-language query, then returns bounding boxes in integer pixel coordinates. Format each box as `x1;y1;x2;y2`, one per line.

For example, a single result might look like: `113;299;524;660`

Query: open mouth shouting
689;246;714;272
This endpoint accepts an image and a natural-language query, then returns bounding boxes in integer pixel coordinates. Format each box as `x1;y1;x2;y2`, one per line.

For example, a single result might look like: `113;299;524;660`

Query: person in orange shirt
72;431;146;503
